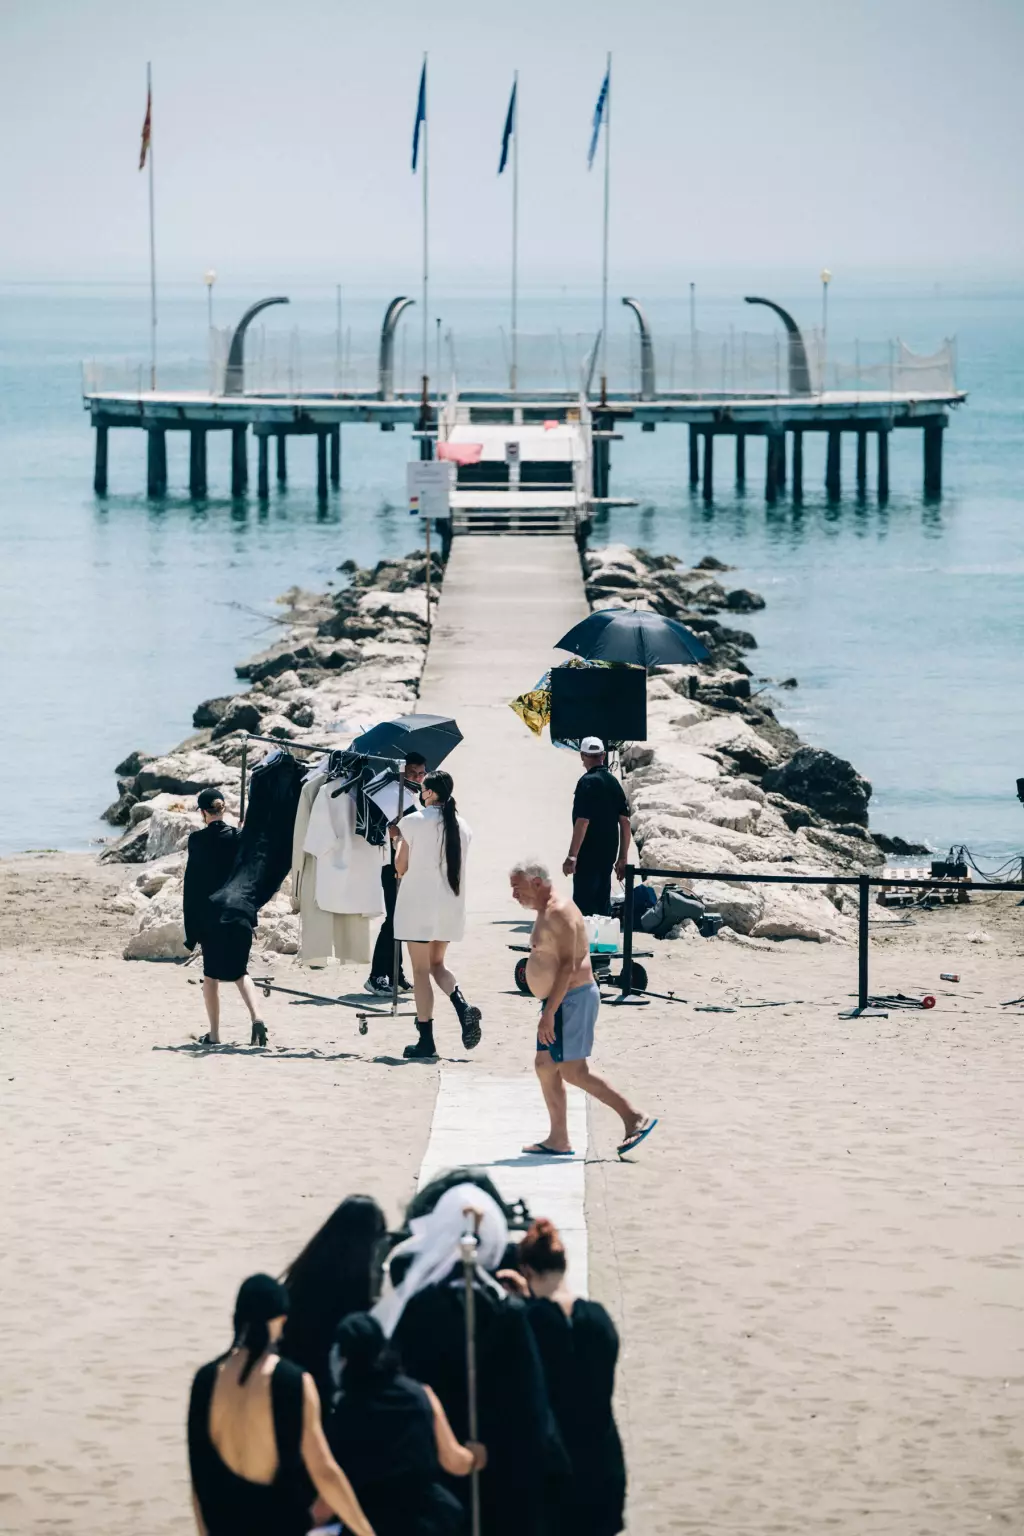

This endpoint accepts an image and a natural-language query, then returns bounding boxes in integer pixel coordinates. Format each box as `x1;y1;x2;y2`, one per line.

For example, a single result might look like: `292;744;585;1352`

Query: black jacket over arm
182;821;240;950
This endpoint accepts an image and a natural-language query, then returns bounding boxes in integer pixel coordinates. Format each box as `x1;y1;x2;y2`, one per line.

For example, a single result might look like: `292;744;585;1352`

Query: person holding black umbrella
562;739;632;918
364;752;427;996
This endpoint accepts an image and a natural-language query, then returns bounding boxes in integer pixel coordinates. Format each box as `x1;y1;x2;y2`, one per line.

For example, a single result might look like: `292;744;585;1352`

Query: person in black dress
377;1182;567;1536
279;1194;387;1410
320;1311;483;1536
512;1218;626;1536
183;787;266;1046
187;1273;375;1536
562;738;632;917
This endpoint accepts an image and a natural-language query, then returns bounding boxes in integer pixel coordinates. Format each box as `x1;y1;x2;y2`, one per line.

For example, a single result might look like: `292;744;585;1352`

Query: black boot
450;988;482;1050
403;1020;437;1060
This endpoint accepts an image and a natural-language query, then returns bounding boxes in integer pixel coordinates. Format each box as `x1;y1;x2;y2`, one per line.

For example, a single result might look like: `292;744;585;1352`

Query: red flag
139;87;151;170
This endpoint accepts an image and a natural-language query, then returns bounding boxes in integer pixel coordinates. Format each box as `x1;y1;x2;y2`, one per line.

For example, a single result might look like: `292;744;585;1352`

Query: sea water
1;278;1022;862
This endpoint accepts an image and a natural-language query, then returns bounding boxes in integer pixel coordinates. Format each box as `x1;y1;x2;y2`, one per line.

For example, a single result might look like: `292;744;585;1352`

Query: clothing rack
237;730;415;1020
237;731;404;821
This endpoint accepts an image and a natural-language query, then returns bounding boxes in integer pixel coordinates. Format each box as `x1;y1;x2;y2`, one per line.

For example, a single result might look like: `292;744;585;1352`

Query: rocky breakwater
99;550;443;961
584;544;923;942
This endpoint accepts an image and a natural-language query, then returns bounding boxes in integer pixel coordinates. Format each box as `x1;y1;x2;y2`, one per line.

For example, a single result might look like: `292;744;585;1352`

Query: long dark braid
425;770;461;895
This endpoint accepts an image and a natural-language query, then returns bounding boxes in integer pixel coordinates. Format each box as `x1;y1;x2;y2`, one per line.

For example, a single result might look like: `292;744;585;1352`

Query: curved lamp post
621;296;656;400
379;296;415;401
743;296;813;396
222;296;289;395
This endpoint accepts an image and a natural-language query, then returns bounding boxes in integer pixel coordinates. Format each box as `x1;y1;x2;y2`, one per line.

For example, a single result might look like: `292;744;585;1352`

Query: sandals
251;1019;268;1048
617;1116;659;1159
196;1032;220;1045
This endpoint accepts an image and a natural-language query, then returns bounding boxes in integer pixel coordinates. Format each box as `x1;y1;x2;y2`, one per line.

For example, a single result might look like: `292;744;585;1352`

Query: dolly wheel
262;986;272;999
358;1017;369;1036
514;957;531;995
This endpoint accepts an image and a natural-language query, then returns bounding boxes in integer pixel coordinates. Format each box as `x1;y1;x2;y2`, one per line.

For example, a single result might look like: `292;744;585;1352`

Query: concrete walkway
413;533;595;1281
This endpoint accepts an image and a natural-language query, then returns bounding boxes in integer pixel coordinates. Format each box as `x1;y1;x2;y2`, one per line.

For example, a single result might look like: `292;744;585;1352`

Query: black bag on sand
641;883;723;940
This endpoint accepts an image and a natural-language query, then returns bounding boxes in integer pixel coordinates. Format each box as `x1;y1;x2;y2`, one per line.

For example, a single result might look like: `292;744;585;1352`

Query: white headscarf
372;1182;509;1338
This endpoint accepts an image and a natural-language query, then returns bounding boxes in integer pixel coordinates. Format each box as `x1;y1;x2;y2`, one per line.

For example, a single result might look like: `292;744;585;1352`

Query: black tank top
187;1354;310;1536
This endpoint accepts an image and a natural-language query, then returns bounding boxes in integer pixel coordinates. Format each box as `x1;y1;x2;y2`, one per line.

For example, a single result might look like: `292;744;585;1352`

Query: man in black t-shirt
562;737;632;916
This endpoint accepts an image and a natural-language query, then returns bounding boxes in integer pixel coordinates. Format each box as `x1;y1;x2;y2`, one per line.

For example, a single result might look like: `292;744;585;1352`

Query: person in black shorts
562;738;632;917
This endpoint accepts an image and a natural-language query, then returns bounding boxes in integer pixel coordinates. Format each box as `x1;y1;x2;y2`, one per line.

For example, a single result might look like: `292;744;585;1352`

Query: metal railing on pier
82;328;957;402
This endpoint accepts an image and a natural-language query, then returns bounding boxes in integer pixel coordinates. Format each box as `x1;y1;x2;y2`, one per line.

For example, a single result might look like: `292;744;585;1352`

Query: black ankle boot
403;1020;437;1059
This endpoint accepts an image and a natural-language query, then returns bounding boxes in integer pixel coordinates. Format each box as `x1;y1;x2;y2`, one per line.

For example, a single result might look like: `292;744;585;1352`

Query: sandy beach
3;537;1024;1534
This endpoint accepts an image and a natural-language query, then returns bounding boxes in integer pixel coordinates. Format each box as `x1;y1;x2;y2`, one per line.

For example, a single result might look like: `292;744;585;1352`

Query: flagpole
147;61;157;391
511;70;519;394
421;51;429;396
600;52;611;404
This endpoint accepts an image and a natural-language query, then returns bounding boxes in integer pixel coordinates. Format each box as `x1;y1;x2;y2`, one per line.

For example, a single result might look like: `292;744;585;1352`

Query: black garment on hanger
209;751;305;929
327;752;390;848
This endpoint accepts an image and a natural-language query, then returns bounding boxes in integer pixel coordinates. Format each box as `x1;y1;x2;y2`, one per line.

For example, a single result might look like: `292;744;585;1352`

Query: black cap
197;787;225;811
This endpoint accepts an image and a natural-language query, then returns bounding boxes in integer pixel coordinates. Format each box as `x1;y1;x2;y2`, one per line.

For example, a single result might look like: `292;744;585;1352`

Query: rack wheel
358;1017;369;1036
262;986;272;998
514;957;531;995
610;962;648;991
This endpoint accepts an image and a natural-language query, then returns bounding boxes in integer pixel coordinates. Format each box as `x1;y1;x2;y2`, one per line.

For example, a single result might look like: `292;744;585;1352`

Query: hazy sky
2;0;1023;286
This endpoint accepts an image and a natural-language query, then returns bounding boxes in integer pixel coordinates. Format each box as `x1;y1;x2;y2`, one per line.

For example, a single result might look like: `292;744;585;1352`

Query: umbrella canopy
351;713;463;771
554;610;710;668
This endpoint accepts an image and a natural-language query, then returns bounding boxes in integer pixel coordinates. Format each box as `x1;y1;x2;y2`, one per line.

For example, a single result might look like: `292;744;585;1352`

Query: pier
83;294;964;513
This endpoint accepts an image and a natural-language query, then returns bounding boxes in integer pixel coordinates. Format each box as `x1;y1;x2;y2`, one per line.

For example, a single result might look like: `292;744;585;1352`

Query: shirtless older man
510;859;657;1158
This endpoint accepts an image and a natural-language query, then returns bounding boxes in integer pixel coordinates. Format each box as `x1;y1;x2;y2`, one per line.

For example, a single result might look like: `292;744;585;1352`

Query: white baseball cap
580;736;605;754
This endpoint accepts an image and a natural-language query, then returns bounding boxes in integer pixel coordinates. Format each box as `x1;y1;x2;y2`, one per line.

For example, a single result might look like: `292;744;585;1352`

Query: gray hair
510;858;550;881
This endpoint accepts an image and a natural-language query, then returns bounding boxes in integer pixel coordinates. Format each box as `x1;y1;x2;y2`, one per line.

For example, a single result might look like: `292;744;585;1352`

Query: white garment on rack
393;806;471;943
291;774;374;963
303;777;386;918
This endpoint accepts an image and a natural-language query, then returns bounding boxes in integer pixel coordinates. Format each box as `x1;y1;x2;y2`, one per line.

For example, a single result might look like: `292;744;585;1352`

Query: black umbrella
555;610;710;668
351;713;463;770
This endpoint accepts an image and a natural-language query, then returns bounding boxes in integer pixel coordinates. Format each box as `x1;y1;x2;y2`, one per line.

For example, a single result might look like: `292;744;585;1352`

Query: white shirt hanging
303;779;386;917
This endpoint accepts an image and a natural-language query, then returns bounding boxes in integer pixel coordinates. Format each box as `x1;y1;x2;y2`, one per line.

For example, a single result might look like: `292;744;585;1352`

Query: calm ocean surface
2;277;1022;860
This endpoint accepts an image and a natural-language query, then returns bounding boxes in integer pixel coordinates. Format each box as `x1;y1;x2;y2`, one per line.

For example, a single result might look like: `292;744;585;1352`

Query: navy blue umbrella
555;610;710;668
351;713;462;770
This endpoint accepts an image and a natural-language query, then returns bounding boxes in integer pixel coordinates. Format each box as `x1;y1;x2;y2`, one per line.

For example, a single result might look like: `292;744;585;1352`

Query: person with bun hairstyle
512;1218;626;1536
393;770;482;1059
187;1274;375;1536
183;787;266;1046
320;1311;484;1536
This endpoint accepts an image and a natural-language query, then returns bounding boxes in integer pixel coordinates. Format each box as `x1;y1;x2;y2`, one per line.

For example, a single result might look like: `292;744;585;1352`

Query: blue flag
587;65;609;169
498;78;517;174
412;59;426;172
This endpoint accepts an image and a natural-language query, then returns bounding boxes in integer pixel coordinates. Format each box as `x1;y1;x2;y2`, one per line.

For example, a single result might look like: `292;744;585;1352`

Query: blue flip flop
522;1143;575;1156
617;1117;659;1158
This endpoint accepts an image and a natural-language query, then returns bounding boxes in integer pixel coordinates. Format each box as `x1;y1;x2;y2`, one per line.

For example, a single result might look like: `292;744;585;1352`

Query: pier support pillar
777;431;786;489
276;433;287;486
792;429;804;502
231;425;248;497
188;428;208;498
257;434;269;499
702;431;714;501
330;425;341;487
825;429;841;499
93;424;109;495
688;425;699;487
765;431;782;504
856;428;868;494
735;433;746;487
593;437;610;499
877;427;890;502
147;427;167;497
923;420;944;497
316;429;328;500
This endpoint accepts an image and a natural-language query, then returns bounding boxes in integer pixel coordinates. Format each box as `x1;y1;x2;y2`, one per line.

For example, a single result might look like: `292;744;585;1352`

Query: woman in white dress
393;770;482;1059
